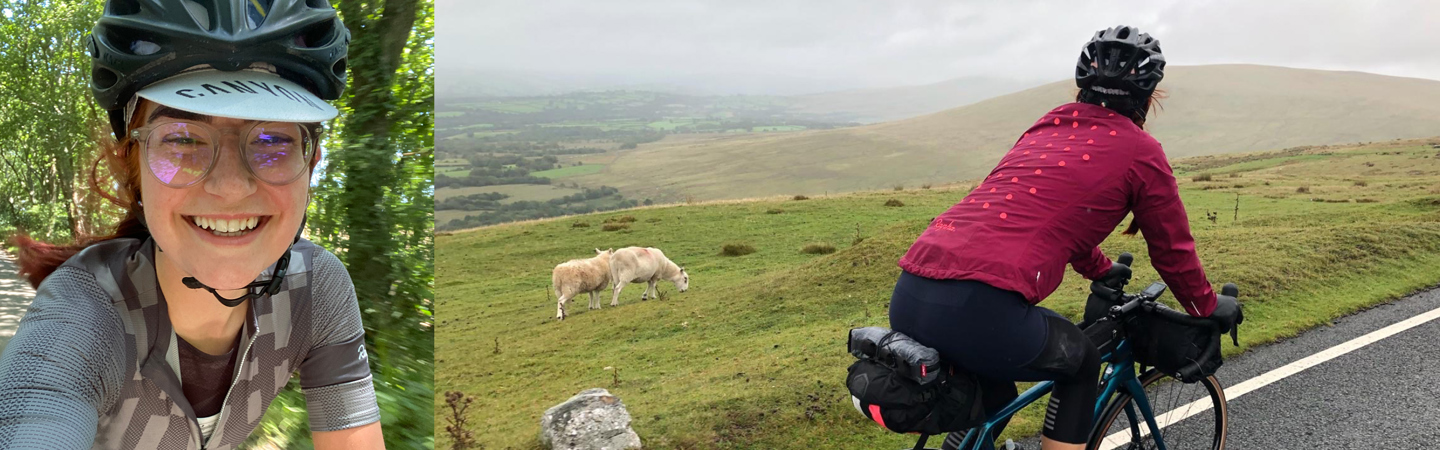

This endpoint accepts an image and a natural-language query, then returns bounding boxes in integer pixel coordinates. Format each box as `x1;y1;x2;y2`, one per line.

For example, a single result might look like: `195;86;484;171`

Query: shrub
1354;180;1368;187
893;185;904;191
572;222;590;228
921;183;932;189
617;215;637;223
1296;186;1311;193
801;243;836;255
1356;198;1379;203
602;223;629;232
884;199;905;207
720;243;756;256
792;195;809;201
1192;174;1213;182
1228;173;1240;178
766;208;784;214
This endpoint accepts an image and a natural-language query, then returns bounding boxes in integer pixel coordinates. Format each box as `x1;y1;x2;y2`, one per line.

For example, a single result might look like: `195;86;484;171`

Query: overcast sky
440;0;1440;95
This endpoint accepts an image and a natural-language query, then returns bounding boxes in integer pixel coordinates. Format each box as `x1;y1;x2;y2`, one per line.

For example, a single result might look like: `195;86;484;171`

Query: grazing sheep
552;248;613;320
609;247;689;308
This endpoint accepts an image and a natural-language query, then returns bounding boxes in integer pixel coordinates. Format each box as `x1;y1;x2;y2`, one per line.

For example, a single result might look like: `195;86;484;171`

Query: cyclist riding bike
0;1;383;448
890;26;1241;450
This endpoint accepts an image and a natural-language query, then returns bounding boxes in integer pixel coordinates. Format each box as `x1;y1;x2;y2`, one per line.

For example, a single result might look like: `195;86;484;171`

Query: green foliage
601;223;629;232
884;199;905;207
800;243;837;255
0;0;111;241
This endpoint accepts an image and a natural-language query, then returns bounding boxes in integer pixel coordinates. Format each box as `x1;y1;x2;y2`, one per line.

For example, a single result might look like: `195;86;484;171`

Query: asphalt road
0;251;36;354
999;285;1440;449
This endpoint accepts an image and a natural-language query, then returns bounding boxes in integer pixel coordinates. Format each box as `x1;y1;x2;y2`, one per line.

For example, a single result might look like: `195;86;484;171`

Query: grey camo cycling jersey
0;237;379;449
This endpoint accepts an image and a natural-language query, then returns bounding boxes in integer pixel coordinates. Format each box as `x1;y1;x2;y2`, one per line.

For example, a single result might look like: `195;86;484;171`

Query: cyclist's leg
1027;312;1101;448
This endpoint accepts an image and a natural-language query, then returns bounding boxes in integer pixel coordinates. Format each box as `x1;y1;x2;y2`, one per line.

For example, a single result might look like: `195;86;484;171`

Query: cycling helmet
88;0;351;136
1075;25;1164;97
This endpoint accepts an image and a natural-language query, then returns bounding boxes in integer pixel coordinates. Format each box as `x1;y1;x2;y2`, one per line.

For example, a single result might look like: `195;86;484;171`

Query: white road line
1099;303;1440;449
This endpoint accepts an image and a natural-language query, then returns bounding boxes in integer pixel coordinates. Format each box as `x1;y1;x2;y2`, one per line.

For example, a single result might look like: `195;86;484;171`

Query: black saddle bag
845;327;986;434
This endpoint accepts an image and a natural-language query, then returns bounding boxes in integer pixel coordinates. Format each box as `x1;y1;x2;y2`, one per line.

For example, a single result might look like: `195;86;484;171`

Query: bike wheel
1086;369;1228;450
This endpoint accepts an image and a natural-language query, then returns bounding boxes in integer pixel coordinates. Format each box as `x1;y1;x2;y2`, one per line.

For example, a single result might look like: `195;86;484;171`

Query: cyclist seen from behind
891;26;1240;450
0;1;383;448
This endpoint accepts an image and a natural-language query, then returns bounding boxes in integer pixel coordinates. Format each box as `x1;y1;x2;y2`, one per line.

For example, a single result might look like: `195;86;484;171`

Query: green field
436;184;582;203
438;167;470;177
438;139;1440;449
530;164;606;178
437;111;466;118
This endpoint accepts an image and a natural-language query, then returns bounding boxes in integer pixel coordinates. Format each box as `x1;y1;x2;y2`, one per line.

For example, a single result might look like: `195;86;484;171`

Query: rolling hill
788;76;1040;123
570;65;1440;203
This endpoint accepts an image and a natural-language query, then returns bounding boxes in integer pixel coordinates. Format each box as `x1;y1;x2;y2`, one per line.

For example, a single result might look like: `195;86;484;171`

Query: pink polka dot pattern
1054;118;1061;125
1087;139;1094;144
1000;212;1008;219
1068;135;1075;140
1034;169;1042;174
1011;177;1019;182
1072;121;1079;128
1029;187;1037;194
1045;143;1053;147
1030;140;1037;144
1024;150;1031;155
1063;146;1071;151
1083;154;1091;161
1110;130;1118;136
1072;111;1079;117
1040;154;1048;159
970;198;975;203
1090;125;1098;130
1005;194;1013;200
1059;161;1067;167
990;187;997;192
983;202;991;209
1051;133;1058;136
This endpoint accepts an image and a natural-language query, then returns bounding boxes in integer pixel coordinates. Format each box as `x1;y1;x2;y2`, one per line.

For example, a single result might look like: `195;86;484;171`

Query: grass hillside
571;65;1440;202
440;138;1440;449
788;76;1039;123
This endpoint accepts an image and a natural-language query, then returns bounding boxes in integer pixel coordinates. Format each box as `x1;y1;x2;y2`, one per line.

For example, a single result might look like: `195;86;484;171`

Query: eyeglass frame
129;119;320;188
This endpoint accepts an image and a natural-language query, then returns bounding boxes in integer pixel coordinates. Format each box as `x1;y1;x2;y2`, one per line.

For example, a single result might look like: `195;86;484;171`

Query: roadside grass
438;140;1440;449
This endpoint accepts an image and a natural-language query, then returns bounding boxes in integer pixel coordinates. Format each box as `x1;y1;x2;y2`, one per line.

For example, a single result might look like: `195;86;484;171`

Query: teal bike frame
947;336;1167;450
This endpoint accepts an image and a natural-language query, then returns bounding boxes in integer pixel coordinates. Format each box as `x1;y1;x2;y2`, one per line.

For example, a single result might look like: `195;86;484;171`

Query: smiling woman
0;1;386;449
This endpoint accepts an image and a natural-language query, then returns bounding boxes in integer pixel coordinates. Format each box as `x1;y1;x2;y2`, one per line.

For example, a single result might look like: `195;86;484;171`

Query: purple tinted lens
247;123;307;184
147;123;213;187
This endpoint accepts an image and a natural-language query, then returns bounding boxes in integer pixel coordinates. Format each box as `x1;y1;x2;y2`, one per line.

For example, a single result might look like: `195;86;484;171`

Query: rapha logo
358;345;369;362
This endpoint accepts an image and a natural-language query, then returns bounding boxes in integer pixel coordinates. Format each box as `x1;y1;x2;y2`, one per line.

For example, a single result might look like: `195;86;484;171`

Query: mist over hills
569;65;1440;202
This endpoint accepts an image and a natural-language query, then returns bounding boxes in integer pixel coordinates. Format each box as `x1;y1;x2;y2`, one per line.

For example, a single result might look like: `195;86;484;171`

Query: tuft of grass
793;195;810;201
1356;198;1379;203
1296;186;1311;193
602;223;629;232
720;243;757;256
571;222;590;228
1354;180;1368;187
766;208;784;214
800;243;837;255
921;183;932;190
1193;174;1214;182
884;199;905;207
893;185;904;191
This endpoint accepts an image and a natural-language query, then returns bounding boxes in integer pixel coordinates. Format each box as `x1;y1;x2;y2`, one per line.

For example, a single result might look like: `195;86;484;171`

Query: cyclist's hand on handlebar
1211;283;1244;337
1097;252;1133;289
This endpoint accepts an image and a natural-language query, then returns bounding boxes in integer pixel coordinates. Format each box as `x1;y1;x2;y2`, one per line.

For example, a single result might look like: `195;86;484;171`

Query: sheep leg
556;293;570;320
611;280;627;307
588;291;599;310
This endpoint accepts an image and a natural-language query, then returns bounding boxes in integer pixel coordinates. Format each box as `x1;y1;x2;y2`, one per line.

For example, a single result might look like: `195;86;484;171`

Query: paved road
0;251;36;354
998;285;1440;449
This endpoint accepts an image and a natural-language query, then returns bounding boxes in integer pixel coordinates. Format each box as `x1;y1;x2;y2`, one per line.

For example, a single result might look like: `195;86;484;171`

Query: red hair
11;125;149;288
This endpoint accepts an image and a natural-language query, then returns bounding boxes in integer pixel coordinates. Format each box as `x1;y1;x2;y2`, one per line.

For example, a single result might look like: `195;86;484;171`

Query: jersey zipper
198;332;258;449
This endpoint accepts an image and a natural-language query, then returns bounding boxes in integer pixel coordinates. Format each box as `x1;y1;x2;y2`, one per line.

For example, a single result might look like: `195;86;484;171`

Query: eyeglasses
131;120;316;188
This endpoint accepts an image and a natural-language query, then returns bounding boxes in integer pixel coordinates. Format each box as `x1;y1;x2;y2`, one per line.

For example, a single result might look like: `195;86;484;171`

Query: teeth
191;216;261;233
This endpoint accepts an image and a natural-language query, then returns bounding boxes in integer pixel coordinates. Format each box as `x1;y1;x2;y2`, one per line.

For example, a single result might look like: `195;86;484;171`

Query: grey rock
540;388;642;450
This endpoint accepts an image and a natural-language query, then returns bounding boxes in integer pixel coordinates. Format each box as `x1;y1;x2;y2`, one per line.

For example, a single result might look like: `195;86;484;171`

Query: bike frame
947;339;1169;450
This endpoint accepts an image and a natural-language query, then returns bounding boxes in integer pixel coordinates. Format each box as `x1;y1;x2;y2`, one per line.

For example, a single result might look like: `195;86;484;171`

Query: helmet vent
130;40;161;55
246;0;274;29
331;58;347;78
93;67;120;89
107;0;141;16
296;19;337;48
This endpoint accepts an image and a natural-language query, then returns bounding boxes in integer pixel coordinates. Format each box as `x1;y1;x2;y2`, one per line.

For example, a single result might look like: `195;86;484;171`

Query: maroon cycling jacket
898;102;1217;317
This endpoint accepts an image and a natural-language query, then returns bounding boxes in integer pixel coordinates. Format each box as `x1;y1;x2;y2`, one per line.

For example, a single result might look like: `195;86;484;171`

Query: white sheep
609;246;689;308
552;248;613;320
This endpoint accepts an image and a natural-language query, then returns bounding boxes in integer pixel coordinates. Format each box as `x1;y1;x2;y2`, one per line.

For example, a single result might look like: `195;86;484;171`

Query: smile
187;215;267;237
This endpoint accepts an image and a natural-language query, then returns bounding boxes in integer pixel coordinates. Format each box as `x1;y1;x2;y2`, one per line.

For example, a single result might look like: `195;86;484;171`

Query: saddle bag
845;327;986;434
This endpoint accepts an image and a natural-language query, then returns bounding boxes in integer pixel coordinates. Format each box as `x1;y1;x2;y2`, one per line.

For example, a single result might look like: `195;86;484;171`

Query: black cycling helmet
88;0;350;136
1075;25;1165;97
